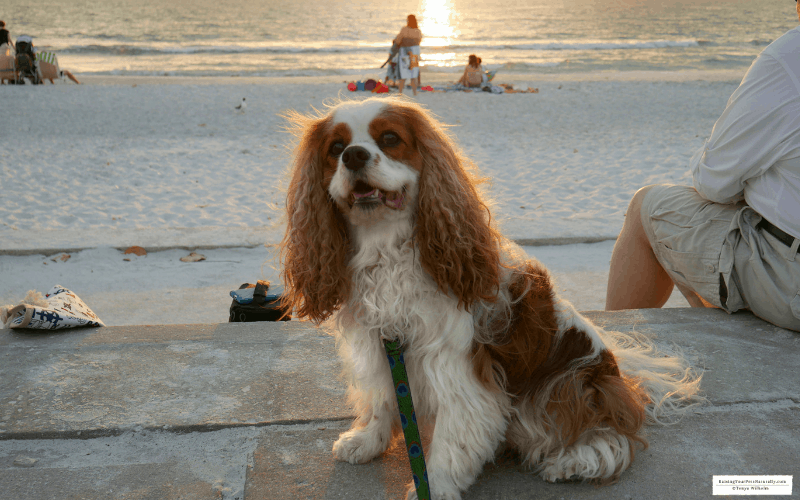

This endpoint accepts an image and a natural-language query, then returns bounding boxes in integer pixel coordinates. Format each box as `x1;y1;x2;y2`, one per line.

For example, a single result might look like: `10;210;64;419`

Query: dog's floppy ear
281;112;350;323
405;103;502;309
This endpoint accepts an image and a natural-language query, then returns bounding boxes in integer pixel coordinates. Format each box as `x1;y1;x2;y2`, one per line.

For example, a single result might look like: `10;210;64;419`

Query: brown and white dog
280;96;701;499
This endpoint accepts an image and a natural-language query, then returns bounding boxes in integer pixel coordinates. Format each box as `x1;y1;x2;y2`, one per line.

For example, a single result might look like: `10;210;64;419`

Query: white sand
2;71;742;325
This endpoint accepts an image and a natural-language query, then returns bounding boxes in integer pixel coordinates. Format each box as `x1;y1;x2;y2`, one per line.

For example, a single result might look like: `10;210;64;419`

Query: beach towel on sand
432;82;538;94
1;286;105;330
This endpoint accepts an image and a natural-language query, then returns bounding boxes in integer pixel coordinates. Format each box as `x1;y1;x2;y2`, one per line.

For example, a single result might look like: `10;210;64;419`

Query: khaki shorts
641;184;800;331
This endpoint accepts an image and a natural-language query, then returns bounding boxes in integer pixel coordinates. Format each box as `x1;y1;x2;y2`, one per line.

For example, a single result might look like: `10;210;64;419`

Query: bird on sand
235;98;246;113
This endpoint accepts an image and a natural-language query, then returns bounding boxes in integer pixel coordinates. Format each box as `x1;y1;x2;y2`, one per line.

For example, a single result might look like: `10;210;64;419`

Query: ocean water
2;0;797;77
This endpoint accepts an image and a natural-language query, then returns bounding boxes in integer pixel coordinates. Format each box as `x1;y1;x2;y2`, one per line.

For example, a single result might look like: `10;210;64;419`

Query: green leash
383;339;431;499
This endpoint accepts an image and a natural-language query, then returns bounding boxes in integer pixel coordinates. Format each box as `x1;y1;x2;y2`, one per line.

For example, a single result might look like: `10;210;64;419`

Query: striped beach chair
36;51;60;81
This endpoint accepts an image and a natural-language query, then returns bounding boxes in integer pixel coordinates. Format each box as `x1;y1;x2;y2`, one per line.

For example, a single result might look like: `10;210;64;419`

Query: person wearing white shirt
605;1;800;331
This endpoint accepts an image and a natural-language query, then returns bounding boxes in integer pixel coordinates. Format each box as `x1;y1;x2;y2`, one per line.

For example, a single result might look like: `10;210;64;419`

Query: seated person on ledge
605;1;800;332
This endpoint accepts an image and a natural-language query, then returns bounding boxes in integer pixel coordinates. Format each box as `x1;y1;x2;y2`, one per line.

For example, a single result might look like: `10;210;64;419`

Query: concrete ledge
0;226;284;256
0;322;350;440
514;236;616;247
0;229;616;256
1;309;798;499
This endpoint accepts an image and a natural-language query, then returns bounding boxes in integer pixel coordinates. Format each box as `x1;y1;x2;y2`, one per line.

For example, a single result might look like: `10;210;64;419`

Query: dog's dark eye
329;141;345;157
379;132;400;148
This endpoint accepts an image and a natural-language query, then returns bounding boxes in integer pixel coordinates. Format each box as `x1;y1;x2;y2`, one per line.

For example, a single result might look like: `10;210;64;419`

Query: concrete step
1;308;798;499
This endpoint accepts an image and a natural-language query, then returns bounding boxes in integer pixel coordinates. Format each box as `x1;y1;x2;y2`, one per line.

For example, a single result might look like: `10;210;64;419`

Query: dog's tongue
350;185;405;209
353;188;379;200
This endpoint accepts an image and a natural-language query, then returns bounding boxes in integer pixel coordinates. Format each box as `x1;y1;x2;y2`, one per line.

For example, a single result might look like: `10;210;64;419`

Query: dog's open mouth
349;180;406;210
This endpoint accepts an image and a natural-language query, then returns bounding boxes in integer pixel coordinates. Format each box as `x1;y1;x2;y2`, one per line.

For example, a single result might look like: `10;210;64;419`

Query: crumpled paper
1;285;105;330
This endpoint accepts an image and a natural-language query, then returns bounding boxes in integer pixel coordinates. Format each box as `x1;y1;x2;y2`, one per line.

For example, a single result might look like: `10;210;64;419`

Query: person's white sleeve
690;55;800;204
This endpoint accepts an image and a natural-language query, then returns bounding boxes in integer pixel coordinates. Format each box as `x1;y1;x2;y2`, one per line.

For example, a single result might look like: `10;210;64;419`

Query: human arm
393;27;407;45
691;53;800;203
457;65;469;85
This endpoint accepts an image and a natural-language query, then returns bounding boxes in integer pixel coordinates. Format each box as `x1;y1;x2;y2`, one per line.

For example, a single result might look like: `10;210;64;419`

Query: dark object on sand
15;35;41;84
229;280;291;322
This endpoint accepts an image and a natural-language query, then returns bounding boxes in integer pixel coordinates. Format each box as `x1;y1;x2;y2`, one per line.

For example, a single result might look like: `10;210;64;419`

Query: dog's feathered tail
599;328;705;424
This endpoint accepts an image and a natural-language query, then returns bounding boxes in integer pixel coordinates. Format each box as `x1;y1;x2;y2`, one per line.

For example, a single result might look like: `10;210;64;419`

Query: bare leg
675;283;717;308
605;186;675;310
412;76;417;95
64;70;81;84
397;79;405;94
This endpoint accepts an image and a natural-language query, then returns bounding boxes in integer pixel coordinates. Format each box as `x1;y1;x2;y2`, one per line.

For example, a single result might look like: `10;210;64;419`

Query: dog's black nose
342;146;371;171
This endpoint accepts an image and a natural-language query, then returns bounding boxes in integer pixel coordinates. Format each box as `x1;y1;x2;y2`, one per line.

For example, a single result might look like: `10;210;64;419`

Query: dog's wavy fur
281;96;702;499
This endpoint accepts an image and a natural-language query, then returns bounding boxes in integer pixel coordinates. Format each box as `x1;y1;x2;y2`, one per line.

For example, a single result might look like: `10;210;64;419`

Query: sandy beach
1;71;745;325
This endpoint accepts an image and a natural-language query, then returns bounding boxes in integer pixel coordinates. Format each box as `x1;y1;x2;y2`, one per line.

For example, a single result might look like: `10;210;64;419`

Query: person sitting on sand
457;54;487;88
605;0;800;332
393;14;422;95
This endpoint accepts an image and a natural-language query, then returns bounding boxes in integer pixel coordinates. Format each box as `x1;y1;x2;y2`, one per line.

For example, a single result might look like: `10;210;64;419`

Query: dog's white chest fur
348;233;441;338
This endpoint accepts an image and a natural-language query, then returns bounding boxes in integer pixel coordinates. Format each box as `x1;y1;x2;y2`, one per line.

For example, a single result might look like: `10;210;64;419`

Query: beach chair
0;45;15;84
36;51;60;82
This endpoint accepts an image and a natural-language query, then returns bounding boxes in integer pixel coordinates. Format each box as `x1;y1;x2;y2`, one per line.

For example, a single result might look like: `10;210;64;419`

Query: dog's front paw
332;427;389;464
540;453;585;483
540;431;629;483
